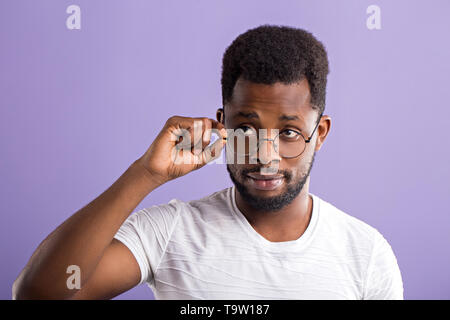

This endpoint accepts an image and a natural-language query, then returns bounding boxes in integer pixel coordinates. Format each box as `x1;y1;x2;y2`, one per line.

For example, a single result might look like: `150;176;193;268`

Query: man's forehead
229;77;312;110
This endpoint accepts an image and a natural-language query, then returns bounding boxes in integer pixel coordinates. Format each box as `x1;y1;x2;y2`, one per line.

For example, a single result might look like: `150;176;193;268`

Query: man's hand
136;116;227;185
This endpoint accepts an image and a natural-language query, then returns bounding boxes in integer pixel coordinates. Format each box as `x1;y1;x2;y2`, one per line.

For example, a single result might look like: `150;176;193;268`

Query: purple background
1;0;449;300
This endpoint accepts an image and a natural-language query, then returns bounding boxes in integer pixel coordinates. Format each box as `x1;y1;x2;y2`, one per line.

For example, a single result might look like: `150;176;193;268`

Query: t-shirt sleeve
363;232;404;300
113;200;181;286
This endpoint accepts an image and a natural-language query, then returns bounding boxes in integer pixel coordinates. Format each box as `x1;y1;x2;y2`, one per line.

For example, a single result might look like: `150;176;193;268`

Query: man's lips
246;173;284;180
246;172;284;191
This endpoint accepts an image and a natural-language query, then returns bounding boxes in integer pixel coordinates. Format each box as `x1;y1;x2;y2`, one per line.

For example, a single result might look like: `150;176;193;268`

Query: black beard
227;152;316;213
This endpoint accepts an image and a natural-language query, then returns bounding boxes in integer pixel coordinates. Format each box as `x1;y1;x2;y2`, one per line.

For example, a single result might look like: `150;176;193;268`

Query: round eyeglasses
225;113;322;159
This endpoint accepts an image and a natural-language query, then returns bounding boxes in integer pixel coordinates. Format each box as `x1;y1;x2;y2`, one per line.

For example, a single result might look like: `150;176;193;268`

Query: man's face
219;77;322;212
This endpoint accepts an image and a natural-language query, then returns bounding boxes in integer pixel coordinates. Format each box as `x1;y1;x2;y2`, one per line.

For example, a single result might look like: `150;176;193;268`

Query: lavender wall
1;0;449;300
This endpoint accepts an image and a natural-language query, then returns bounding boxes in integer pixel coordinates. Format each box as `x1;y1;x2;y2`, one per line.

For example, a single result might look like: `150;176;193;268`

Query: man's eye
237;125;256;135
281;129;301;139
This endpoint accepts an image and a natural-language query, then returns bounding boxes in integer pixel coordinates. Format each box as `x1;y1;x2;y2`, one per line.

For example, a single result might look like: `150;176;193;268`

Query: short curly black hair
221;24;330;120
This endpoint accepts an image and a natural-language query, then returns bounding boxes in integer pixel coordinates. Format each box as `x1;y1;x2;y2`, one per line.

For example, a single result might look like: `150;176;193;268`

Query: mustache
239;166;293;182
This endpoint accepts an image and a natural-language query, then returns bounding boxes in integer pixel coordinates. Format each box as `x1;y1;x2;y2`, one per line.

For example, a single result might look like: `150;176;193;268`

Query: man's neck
234;178;313;242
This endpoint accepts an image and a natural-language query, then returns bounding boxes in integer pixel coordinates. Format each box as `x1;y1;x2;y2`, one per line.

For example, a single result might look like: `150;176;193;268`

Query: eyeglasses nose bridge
258;137;278;151
256;137;281;161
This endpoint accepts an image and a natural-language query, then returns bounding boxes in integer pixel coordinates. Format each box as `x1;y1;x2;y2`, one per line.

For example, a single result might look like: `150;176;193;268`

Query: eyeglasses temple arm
305;113;323;143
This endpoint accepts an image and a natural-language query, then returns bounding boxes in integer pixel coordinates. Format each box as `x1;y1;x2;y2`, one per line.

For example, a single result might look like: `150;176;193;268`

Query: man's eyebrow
278;114;300;121
235;111;259;119
235;111;302;122
233;110;305;132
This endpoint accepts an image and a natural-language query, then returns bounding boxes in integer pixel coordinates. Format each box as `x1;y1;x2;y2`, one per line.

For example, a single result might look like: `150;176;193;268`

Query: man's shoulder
184;186;234;219
187;186;232;206
314;194;384;245
145;187;233;220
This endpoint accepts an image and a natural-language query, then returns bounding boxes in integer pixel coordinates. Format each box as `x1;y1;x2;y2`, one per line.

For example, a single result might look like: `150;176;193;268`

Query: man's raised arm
12;116;226;299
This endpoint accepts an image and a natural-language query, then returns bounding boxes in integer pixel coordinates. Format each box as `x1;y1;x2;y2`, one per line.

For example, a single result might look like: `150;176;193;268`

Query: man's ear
216;108;224;124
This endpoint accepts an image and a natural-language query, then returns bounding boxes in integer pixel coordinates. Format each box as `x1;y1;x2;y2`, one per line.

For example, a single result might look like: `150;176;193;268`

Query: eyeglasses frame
226;112;323;159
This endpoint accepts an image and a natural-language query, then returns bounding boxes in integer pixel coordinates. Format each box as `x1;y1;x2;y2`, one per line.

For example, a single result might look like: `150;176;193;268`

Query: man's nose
256;138;282;165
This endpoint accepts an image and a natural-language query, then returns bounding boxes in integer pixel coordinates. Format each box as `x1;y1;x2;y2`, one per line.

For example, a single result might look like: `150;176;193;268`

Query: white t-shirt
114;186;404;300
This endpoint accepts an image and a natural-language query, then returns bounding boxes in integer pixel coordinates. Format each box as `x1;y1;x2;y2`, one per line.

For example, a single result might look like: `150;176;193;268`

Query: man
13;24;403;300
